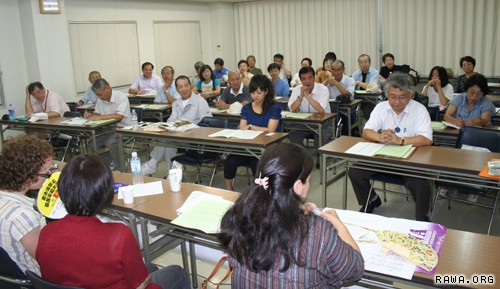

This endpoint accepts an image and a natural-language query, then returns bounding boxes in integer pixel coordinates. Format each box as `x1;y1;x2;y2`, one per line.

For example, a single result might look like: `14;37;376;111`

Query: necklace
391;112;404;133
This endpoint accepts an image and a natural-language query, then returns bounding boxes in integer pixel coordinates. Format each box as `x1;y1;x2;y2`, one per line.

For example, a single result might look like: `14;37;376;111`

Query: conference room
1;0;499;288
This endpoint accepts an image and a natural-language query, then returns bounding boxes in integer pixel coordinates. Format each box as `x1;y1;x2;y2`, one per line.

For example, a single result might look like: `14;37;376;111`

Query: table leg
189;241;198;288
117;133;125;171
343;164;349;209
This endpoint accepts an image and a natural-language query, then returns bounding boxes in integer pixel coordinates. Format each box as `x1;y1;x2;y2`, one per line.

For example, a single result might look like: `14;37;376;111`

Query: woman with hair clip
36;154;190;289
223;75;282;191
220;143;364;288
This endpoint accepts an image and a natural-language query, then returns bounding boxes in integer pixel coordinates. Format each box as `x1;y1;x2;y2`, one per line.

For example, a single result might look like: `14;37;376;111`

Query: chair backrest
130;107;143;122
63;111;81;118
66;102;77;112
456;126;500;152
199;116;228;128
25;271;83;289
0;247;32;289
427;106;440;121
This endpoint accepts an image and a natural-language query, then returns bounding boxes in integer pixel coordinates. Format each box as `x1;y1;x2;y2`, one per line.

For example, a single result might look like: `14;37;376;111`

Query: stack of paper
281;112;312;119
208;129;262;139
60;117;88;125
172;191;234;234
345;142;415;159
441;121;461;129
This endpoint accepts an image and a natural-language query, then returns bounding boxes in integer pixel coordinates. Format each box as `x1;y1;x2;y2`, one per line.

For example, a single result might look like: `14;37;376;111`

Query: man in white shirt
128;62;163;95
349;73;433;221
142;76;212;175
352;54;381;120
155;66;180;104
84;78;131;167
288;66;332;166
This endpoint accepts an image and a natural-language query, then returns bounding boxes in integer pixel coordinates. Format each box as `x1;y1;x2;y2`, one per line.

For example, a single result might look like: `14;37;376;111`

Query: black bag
336;94;351;104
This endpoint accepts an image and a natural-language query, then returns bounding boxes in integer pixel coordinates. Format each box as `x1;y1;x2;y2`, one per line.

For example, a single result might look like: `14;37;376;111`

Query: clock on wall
39;0;61;14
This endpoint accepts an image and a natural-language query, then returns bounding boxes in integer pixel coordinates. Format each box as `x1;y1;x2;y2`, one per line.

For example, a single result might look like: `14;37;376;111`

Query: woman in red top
36;154;190;289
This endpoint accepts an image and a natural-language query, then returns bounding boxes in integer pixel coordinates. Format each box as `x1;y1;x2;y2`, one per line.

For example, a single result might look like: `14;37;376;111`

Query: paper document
210;108;228;113
334;209;446;279
441;121;461;129
176;190;225;215
345;142;415;158
137;104;168;110
85;119;116;126
60;117;88;125
171;199;234;234
117;181;163;199
282;112;312;119
431;121;446;129
208;129;262;139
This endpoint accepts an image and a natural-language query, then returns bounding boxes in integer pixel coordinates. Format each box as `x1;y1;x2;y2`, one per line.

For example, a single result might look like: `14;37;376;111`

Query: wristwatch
249;124;252;130
400;137;405;146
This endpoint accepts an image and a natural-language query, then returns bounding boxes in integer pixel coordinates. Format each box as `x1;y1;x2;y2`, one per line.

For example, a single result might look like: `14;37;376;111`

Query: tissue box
488;161;500;176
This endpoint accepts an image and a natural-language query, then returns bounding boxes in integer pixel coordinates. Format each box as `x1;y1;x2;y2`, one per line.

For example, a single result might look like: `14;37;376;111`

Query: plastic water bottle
131;109;139;130
8;104;15;121
130;152;144;185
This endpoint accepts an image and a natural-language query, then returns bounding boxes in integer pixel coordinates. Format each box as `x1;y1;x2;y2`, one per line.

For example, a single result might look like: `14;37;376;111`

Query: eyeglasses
37;172;52;179
388;95;410;101
466;89;482;97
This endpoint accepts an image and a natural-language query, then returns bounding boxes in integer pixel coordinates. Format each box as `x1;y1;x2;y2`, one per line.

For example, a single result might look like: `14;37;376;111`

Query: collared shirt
130;74;163;93
288;83;331;113
364;99;433;140
273;78;290;97
95;90;131;127
32;90;70;116
168;93;212;123
351;67;380;90
213;67;229;80
450;93;495;126
82;86;98;104
220;85;251;104
0;190;46;275
326;74;356;99
155;83;180;103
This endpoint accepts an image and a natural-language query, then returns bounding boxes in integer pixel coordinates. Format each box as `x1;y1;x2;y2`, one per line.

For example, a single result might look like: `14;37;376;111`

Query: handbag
201;256;232;289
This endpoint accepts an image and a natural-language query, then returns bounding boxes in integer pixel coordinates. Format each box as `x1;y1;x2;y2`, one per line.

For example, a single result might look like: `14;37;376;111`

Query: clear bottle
131;109;139;130
8;104;15;121
130;151;144;185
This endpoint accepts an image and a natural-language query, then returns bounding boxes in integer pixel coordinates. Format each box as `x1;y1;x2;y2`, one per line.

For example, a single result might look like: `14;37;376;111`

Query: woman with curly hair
220;143;364;288
0;134;53;274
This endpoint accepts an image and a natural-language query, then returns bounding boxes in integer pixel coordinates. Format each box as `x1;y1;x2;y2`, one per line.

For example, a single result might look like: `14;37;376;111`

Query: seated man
25;82;69;118
349;73;433;221
213;58;229;87
273;53;292;82
155;66;179;104
352;54;381;120
288;66;331;166
0;134;53;275
324;60;356;135
77;71;101;106
128;62;163;95
142;76;212;175
216;71;251;109
268;63;290;97
84;78;131;167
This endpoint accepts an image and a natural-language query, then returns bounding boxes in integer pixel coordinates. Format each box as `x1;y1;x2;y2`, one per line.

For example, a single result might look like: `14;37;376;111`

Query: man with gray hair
84;78;131;167
348;73;433;221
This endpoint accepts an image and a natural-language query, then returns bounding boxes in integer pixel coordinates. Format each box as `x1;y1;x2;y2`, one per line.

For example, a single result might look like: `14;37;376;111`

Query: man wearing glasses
349;73;433;221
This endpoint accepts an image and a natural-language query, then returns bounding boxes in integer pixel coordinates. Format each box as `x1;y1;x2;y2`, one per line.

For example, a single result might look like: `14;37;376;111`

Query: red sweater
36;215;161;289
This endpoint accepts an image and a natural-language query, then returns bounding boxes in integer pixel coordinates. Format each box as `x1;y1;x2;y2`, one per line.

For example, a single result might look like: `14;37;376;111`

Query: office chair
171;117;228;186
0;247;33;289
66;102;77;113
63;111;81;118
25;271;83;289
431;126;500;234
426;106;440;121
363;173;412;213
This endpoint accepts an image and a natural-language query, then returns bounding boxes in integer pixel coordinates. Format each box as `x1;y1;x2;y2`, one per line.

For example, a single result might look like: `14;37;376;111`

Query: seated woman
453;56;483;93
193;64;221;98
422;66;454;110
0;135;53;275
315;56;335;84
238;59;254;86
444;74;495;127
223;75;282;191
36;154;190;289
379;53;403;85
220;143;364;288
